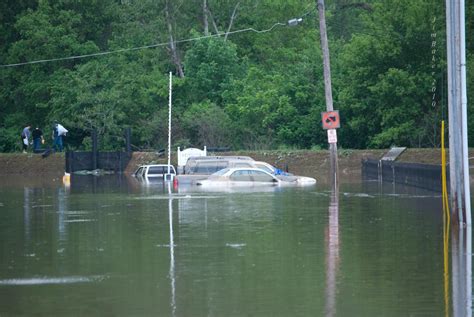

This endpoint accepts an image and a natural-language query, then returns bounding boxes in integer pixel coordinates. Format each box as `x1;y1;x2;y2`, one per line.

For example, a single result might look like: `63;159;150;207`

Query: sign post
317;0;338;190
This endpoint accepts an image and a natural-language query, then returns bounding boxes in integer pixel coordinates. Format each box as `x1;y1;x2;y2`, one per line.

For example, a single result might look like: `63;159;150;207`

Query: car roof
139;164;174;167
222;167;275;174
192;159;255;164
187;156;254;161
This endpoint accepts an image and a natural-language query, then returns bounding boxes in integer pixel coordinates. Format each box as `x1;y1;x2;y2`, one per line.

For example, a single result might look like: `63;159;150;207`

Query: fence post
92;129;98;170
65;151;72;173
118;151;122;173
124;128;131;153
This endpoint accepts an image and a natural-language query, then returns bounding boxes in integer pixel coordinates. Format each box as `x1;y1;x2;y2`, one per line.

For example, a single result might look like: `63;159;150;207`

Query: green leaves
336;0;447;148
184;37;244;104
182;101;232;147
0;0;470;152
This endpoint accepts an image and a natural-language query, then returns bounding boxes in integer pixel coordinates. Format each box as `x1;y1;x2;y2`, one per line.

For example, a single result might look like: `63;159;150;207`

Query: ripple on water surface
0;275;107;285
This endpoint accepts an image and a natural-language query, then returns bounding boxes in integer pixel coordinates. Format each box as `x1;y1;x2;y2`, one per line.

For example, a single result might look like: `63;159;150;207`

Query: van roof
186;156;254;161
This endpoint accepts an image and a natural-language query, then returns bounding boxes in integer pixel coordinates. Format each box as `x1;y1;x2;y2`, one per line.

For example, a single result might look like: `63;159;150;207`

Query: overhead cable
0;21;293;68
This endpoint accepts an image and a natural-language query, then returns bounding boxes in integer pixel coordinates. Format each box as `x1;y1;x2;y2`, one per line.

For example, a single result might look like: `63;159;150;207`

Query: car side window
230;170;252;181
250;170;275;182
148;166;164;175
185;161;196;174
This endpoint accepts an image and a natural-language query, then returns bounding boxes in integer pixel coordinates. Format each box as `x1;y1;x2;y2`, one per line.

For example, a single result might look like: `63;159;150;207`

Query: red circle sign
321;111;340;129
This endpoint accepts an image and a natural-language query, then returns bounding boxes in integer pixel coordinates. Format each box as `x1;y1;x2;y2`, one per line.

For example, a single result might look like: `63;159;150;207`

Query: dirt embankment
0;148;462;183
0;153;65;177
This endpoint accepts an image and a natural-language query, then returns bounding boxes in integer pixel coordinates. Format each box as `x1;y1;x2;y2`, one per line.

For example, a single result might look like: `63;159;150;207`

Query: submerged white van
183;156;255;175
134;164;176;178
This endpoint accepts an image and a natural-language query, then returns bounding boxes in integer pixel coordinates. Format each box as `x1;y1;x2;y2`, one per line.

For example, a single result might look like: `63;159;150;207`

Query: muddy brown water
0;174;471;316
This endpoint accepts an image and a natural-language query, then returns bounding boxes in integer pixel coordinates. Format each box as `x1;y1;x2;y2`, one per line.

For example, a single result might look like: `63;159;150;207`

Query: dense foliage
0;0;472;152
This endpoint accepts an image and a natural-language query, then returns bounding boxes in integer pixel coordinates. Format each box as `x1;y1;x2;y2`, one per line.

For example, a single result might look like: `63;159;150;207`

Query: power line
0;20;296;68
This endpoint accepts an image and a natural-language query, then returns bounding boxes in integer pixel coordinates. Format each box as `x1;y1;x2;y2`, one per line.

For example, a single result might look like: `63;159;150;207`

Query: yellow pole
441;121;450;220
443;211;450;317
441;120;450;317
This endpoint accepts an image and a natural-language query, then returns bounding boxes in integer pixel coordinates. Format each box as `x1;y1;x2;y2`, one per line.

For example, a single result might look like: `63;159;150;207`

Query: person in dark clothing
32;127;44;152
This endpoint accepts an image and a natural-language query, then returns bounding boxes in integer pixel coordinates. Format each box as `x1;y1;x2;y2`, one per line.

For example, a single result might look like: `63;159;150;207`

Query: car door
249;170;278;185
229;170;254;186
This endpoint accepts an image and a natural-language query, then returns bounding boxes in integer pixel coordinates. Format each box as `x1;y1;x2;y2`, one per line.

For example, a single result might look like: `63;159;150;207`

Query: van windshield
253;163;274;174
192;161;227;174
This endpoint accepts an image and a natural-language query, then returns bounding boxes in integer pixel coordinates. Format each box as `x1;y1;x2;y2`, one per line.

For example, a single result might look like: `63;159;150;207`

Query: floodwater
0;174;471;316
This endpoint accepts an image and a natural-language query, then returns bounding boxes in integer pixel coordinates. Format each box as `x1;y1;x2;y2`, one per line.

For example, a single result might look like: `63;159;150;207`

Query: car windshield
253;163;274;174
193;162;227;174
135;167;144;176
212;168;231;176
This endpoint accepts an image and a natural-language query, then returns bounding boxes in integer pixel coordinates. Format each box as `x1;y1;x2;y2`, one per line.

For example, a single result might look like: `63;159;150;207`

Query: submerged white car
195;168;316;187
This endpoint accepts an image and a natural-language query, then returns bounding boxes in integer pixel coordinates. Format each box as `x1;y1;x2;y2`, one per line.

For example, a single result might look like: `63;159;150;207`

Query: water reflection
325;186;339;317
444;211;450;317
5;175;474;316
70;174;135;194
23;187;32;244
167;183;177;316
23;186;53;253
451;226;472;317
57;186;69;244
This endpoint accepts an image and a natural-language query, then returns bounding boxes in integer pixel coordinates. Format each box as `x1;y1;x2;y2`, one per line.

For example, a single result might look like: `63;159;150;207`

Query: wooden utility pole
317;0;339;188
446;0;471;225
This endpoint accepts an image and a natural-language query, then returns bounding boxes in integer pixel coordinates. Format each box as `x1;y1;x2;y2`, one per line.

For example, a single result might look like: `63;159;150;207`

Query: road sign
327;129;337;144
321;110;340;129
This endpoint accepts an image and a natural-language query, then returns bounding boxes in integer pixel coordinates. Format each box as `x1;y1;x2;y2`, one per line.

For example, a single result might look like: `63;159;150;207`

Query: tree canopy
0;0;472;152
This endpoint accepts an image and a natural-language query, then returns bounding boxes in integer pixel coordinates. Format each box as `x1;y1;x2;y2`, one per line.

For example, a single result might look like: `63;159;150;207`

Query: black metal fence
65;128;133;173
66;151;131;173
362;159;447;192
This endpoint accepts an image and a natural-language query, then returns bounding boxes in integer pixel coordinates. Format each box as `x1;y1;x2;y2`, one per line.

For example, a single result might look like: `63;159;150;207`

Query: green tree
1;0;102;150
184;37;244;104
336;0;446;148
182;101;232;147
48;55;172;150
0;0;471;152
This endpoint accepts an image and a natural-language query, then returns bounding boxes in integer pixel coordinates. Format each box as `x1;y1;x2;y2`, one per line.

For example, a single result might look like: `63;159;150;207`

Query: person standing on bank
32;127;44;152
52;122;68;152
21;125;31;153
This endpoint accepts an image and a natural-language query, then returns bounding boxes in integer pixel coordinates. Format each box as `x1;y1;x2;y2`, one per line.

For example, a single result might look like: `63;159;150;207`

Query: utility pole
446;0;471;225
317;0;339;188
166;71;173;181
